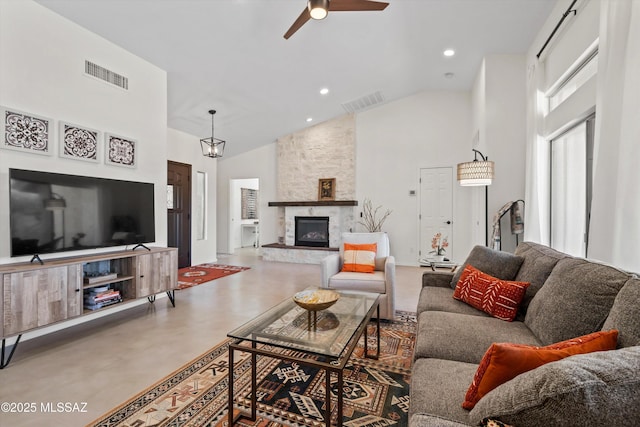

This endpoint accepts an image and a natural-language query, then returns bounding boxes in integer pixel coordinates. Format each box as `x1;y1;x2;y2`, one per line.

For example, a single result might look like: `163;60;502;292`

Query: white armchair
320;232;396;320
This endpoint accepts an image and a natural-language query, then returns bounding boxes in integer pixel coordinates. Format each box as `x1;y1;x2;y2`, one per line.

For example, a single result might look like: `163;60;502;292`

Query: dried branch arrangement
359;198;392;232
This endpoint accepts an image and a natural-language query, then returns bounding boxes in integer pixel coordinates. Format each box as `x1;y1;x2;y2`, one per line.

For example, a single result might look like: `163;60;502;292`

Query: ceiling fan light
309;0;329;20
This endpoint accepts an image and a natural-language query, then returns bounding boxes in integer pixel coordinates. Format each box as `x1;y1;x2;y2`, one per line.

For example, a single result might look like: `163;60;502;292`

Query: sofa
409;242;640;426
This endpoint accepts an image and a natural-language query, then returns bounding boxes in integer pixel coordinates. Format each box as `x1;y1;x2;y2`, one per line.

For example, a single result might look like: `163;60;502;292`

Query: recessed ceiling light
443;49;455;57
320;88;329;95
306;117;313;122
444;72;455;79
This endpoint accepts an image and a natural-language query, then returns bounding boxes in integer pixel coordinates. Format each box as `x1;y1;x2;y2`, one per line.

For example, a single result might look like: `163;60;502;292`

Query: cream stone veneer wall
271;114;358;259
277;114;355;200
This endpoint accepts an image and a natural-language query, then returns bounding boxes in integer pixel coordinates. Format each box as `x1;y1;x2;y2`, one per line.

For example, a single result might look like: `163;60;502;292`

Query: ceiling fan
284;0;389;39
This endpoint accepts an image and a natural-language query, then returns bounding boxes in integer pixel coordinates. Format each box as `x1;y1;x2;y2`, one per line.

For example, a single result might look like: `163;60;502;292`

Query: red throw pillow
462;330;619;409
342;243;377;273
453;265;530;321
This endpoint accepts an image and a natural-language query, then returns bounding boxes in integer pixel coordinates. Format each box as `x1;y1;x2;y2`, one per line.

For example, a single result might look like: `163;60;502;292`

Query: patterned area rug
177;263;250;290
86;313;416;427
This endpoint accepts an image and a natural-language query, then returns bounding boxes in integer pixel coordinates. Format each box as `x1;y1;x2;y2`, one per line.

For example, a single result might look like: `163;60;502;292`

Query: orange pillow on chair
342;243;377;273
462;329;619;409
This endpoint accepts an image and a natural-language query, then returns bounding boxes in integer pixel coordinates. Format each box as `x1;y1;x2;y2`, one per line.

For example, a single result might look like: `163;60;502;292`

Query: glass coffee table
227;289;380;427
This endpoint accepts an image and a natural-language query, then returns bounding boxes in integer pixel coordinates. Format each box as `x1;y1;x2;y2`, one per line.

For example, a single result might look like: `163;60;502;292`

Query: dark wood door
167;161;191;268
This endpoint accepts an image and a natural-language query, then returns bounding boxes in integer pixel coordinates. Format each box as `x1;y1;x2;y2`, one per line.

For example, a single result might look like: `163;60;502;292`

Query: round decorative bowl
293;289;340;311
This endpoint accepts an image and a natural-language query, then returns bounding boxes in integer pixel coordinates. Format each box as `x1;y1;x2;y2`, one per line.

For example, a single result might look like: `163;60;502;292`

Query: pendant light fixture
457;149;495;245
200;109;226;158
308;0;329;20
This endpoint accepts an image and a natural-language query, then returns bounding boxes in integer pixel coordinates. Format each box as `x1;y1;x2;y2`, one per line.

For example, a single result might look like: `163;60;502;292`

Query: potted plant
430;232;448;262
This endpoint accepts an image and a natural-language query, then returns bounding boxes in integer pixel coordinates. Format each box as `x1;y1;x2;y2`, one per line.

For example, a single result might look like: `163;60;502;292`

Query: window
241;188;258;220
548;51;598;112
195;171;206;240
550;116;594;257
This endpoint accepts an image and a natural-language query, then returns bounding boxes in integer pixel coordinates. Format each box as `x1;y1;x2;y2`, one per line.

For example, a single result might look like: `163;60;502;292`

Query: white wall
217;143;278;254
218;89;520;266
356;91;475;265
166;128;217;265
484;55;528;252
0;0;168;264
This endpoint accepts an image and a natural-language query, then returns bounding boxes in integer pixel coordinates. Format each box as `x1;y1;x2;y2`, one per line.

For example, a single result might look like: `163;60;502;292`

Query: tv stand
132;243;151;251
0;247;177;369
29;254;44;265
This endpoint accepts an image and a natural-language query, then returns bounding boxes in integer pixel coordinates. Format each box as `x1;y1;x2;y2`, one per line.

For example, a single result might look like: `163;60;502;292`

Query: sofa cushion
417;286;491;317
422;270;456;289
328;270;386;293
409;414;471;427
468;346;640;427
450;245;524;289
342;242;376;273
603;276;640;348
513;242;569;317
414;311;540;364
453;265;529;321
525;258;631;345
409;358;476;425
462;330;619;409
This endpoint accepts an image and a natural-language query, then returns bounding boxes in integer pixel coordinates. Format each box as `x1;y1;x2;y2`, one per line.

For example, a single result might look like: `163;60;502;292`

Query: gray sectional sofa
409;242;640;426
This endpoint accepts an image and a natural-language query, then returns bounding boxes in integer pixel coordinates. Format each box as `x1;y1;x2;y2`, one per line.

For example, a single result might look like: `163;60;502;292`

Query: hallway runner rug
86;312;416;427
177;263;251;290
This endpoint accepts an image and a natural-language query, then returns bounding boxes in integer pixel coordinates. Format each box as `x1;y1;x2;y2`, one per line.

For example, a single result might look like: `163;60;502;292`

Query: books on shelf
84;297;123;311
84;284;122;310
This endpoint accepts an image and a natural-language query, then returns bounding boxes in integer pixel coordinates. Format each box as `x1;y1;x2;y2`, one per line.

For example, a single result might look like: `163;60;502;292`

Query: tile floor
0;249;425;427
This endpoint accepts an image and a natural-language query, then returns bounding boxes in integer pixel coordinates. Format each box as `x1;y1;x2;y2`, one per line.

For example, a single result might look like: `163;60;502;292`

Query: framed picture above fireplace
318;178;336;201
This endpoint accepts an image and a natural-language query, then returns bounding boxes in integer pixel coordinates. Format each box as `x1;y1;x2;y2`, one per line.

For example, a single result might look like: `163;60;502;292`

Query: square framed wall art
0;106;54;156
318;178;336;201
59;121;100;162
105;133;137;168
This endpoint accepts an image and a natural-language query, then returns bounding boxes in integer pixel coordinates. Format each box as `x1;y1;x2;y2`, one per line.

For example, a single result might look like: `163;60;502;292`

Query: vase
432;255;445;262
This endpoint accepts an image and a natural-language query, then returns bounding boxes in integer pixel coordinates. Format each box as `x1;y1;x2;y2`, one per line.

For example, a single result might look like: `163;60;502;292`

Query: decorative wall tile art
0;106;53;155
59;121;99;162
105;133;136;168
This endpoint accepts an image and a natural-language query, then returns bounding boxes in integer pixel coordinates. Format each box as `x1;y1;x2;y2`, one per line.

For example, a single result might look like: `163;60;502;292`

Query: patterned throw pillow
342;243;377;273
453;265;529;321
480;419;513;427
462;330;619;409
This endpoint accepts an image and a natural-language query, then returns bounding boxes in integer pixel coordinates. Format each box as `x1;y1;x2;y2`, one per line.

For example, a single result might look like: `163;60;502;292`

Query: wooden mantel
268;200;358;207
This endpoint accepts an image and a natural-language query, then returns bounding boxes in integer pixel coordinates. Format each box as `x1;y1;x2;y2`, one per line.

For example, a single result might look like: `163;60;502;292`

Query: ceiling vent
341;91;385;113
85;60;128;90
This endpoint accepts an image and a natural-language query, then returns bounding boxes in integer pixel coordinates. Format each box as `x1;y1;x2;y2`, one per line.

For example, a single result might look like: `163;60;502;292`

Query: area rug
177;263;251;289
87;313;416;427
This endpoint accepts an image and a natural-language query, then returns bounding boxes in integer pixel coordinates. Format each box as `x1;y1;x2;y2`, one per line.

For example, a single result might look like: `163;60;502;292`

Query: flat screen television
9;169;155;257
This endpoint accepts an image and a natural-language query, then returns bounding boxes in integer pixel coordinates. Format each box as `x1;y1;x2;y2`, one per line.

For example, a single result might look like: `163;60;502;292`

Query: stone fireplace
262;201;358;264
262;114;357;263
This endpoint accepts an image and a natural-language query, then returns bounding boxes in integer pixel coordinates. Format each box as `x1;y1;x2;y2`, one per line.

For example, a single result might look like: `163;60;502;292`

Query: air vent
85;60;128;90
341;91;385;113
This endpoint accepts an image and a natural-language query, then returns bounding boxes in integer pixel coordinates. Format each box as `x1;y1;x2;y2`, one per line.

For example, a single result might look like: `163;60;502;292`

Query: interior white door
420;167;453;261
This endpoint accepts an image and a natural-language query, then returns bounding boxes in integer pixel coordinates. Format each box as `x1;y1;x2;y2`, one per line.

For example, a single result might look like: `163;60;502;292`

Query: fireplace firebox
295;216;329;247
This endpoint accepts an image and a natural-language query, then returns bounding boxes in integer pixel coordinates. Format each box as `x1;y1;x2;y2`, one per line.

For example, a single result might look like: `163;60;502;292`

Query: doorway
167;161;192;268
419;167;453;261
228;178;260;255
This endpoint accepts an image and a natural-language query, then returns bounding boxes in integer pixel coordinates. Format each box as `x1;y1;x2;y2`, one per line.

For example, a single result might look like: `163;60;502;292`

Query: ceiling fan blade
284;8;311;39
329;0;389;12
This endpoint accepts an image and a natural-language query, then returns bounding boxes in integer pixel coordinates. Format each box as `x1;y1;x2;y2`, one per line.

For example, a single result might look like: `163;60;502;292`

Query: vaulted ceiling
36;0;556;158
